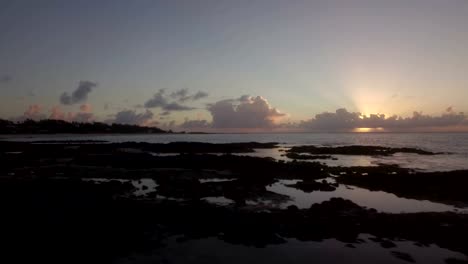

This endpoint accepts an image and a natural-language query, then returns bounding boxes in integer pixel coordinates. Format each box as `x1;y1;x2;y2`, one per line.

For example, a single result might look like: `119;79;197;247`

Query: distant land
0;119;170;134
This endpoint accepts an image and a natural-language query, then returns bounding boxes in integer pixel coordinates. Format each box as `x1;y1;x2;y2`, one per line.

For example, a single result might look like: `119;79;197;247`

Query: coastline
1;140;468;262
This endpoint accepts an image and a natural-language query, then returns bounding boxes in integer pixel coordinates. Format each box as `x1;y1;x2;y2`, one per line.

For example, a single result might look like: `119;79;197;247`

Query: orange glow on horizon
354;127;385;133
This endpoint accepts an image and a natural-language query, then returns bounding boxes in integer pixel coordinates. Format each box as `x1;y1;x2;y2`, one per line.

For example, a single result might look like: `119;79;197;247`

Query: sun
354;127;385;133
354;127;372;133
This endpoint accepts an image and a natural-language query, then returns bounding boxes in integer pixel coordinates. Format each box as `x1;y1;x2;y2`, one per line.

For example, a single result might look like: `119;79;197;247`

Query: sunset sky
1;0;468;132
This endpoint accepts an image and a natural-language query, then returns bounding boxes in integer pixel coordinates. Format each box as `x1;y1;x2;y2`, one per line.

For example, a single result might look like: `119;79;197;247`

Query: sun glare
355;127;372;133
354;127;384;133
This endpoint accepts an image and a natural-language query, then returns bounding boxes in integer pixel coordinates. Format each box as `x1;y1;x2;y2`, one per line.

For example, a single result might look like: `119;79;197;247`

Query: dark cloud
170;89;209;102
299;108;467;131
208;95;286;129
164;102;195;111
192;91;209;101
170;88;190;101
144;89;197;111
145;89;168;108
299;108;362;130
113;109;154;126
60;81;97;105
0;74;12;84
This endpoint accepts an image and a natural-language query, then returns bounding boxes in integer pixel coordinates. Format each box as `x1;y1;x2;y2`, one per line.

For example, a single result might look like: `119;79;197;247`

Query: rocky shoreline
1;140;467;263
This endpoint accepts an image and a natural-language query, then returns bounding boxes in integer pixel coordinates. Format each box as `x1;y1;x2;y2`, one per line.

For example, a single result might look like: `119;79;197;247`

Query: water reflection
133;234;467;264
202;196;235;206
132;178;158;196
267;180;466;213
249;148;468;172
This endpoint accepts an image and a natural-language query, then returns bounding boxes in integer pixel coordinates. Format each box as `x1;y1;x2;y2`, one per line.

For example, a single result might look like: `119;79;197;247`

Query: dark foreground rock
336;166;468;207
1;175;468;263
0;141;467;263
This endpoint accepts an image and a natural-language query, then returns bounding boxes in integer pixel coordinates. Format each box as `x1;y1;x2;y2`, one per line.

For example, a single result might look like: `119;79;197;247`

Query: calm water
4;133;468;152
6;133;468;212
4;133;468;171
8;133;468;261
119;235;467;264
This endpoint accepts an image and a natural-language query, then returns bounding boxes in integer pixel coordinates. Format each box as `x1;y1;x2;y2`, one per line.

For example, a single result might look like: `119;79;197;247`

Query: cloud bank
60;81;97;105
298;108;467;131
180;119;211;129
112;110;154;126
11;88;468;133
24;105;45;120
208;95;286;129
49;105;94;123
18;104;94;123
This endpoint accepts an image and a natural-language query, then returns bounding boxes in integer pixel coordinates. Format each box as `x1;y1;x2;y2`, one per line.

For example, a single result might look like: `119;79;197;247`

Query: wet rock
445;258;468;264
337;166;468;207
286;180;337;193
287;205;299;212
380;240;397;248
391;251;415;263
285;152;335;160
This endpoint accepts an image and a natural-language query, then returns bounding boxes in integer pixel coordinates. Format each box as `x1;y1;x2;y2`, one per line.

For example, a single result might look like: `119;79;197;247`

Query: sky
1;0;468;132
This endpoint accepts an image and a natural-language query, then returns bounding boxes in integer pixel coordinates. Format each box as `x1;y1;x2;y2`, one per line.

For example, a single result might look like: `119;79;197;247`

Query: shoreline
1;140;468;262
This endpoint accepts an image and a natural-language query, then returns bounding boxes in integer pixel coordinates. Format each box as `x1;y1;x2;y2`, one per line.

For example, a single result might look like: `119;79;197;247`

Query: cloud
144;89;197;111
180;119;211;129
164;102;195;111
298;108;467;131
24;105;45;120
80;103;92;112
208;95;286;129
60;81;97;105
112;109;154;126
145;89;167;108
192;91;209;100
49;106;94;122
170;88;209;102
49;106;66;120
0;74;12;84
170;88;190;101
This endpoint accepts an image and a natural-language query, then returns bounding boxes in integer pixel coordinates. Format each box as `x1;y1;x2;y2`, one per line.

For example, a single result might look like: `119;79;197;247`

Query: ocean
4;132;468;171
4;132;468;263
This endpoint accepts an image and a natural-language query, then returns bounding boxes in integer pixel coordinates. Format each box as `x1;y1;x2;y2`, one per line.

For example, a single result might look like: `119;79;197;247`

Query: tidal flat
1;140;467;263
